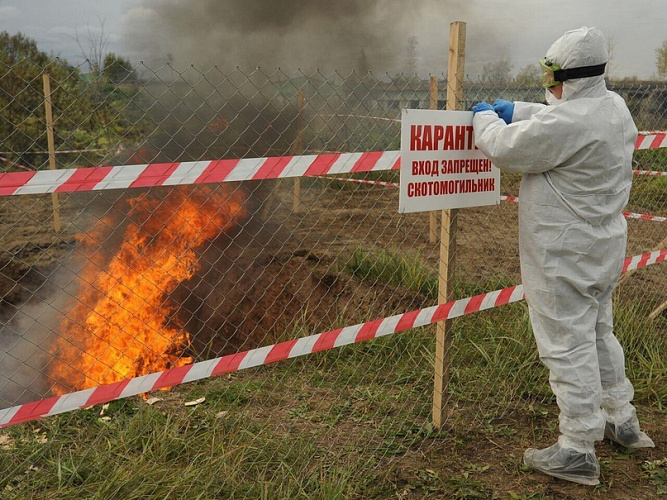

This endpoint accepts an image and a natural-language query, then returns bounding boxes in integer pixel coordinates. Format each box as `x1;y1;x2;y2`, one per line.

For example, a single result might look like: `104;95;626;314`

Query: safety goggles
539;57;607;89
539;58;561;88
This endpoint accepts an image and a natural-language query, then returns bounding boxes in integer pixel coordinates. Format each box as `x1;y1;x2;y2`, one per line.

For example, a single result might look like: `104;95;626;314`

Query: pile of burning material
48;184;248;395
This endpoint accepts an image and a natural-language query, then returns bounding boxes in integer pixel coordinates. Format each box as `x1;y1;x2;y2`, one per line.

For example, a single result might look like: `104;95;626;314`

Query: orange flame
49;185;247;395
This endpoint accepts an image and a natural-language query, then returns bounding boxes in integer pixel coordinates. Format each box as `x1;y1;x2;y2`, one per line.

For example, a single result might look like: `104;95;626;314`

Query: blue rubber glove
472;101;494;115
493;99;515;124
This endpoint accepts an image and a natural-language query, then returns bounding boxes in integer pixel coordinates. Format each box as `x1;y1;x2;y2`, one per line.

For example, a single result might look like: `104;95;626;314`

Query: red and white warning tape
0;151;401;196
622;248;667;273
623;212;667;223
636;131;666;150
317;114;401;123
0;156;32;172
633;169;667;177
311;183;666;223
500;195;666;224
0;247;664;429
0;149;105;155
320;175;400;188
0;143;665;195
500;195;519;203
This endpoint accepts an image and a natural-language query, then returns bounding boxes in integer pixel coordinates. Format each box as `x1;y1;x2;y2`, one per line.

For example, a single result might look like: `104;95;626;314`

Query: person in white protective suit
471;26;654;486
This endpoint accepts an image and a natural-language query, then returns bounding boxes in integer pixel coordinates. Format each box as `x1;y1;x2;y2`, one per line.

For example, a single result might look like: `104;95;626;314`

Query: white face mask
545;88;562;106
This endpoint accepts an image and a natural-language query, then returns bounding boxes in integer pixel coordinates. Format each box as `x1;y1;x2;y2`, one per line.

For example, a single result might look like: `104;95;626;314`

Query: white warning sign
399;109;500;213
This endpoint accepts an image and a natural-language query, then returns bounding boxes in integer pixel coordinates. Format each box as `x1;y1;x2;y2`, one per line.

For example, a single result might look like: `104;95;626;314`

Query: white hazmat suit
472;27;654;485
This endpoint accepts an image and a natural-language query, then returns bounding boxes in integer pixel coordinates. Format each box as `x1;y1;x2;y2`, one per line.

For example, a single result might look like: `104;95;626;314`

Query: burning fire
49;185;247;395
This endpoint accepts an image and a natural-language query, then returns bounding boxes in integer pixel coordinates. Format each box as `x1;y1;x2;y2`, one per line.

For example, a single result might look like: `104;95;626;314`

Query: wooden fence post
429;76;439;244
293;89;305;213
432;21;466;430
43;73;61;233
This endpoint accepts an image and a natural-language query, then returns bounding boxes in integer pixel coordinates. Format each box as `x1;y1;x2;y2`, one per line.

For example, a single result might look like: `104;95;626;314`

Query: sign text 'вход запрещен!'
411;158;493;176
399;109;499;213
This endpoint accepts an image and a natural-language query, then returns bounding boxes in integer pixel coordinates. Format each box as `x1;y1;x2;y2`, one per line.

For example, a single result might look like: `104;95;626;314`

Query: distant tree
0;31;49;66
481;56;513;85
515;63;541;87
616;75;639;83
0;31;144;170
103;53;136;84
657;40;667;79
72;18;110;74
0;31;88;167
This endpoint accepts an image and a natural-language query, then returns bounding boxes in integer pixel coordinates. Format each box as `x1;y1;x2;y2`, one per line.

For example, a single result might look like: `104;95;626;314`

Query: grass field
1;249;665;499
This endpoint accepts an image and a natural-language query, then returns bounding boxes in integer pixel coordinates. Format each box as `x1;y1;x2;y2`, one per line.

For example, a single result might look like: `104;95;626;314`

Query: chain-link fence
0;57;666;498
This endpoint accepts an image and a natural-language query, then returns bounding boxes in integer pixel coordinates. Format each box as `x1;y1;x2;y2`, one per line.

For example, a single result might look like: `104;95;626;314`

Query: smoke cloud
0;265;84;408
123;0;469;73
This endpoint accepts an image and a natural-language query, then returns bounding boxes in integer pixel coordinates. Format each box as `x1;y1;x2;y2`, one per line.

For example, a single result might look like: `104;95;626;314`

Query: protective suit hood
545;26;608;103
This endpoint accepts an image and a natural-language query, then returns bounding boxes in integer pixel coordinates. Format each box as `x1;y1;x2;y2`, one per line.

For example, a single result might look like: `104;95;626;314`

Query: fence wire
0;59;666;498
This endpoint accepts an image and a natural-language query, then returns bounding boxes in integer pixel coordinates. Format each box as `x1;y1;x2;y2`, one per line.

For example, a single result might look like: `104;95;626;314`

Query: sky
0;0;665;80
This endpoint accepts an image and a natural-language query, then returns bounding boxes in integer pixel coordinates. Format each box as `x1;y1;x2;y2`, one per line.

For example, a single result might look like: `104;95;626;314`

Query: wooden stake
429;76;439;244
293;89;305;214
261;90;305;220
433;21;466;430
648;299;667;321
43;73;61;233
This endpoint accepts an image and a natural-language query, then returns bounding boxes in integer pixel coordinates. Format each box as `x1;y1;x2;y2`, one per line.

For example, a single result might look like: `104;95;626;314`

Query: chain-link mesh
0;58;665;498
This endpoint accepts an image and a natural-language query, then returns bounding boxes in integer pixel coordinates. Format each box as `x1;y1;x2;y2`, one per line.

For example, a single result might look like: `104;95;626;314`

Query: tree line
0;31;142;170
480;40;667;85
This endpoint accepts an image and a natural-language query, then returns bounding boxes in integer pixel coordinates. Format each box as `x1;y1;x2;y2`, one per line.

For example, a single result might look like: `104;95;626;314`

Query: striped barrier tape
320;175;400;188
0;149;105;155
0;130;659;163
0;151;401;196
317;114;401;123
0;131;664;196
623;212;667;223
499;195;667;224
0;156;32;172
317;181;665;224
633;170;667;177
635;131;666;150
323;171;665;190
0;247;664;429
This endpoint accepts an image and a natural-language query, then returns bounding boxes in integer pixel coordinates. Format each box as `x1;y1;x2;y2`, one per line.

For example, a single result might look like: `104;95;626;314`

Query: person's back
524;90;636;226
471;26;654;487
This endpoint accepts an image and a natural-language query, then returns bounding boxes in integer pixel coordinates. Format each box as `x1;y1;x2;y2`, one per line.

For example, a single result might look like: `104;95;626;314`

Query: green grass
342;246;666;403
343;247;439;298
342;246;519;301
0;402;372;499
628;174;667;214
0;246;664;498
614;302;667;404
633;148;667;173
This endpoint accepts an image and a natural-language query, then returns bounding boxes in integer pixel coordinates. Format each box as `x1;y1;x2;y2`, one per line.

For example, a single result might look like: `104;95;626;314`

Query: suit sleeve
512;102;547;122
472;107;583;174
